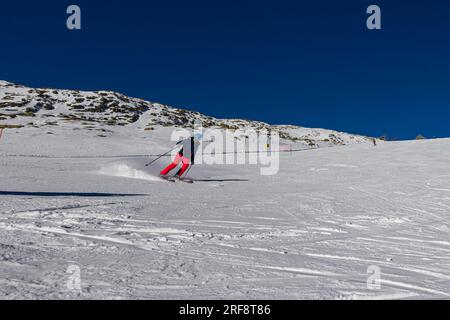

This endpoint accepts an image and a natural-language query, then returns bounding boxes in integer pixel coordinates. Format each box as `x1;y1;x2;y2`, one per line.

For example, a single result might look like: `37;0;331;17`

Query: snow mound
98;162;161;182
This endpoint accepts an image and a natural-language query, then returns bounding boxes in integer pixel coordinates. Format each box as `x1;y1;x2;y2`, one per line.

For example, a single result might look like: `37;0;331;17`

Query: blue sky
1;0;449;139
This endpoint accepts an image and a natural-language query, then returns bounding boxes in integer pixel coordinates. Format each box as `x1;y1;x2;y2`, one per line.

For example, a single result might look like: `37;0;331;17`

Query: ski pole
145;147;177;167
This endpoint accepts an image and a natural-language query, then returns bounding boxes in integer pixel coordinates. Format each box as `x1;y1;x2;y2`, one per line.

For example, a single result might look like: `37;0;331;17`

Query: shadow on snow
189;178;249;182
0;191;147;197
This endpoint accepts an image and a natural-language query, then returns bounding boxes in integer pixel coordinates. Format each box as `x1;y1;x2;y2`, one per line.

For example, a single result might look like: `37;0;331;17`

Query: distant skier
159;133;201;180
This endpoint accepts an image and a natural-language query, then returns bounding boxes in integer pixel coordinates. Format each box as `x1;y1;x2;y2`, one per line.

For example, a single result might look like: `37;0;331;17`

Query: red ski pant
160;154;190;176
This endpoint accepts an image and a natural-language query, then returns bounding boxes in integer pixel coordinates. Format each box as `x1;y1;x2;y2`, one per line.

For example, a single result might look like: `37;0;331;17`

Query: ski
171;176;194;184
177;178;194;184
159;175;176;183
159;175;193;184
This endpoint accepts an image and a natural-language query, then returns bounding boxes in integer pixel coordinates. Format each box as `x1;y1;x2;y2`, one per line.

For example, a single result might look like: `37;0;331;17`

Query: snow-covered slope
7;80;445;300
0;80;377;154
1;131;450;299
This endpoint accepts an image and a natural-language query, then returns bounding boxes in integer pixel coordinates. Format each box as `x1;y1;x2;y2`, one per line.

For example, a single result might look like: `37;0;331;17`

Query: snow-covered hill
1;131;450;299
0;80;377;152
9;80;444;300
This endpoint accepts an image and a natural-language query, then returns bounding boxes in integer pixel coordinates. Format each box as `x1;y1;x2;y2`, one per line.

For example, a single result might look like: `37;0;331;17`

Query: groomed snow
1;127;450;300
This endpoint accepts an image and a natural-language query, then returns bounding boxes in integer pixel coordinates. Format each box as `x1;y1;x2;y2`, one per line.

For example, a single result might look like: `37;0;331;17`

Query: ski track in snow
1;137;450;299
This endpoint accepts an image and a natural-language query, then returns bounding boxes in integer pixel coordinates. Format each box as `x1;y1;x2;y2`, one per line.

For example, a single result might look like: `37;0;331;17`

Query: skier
159;133;201;180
